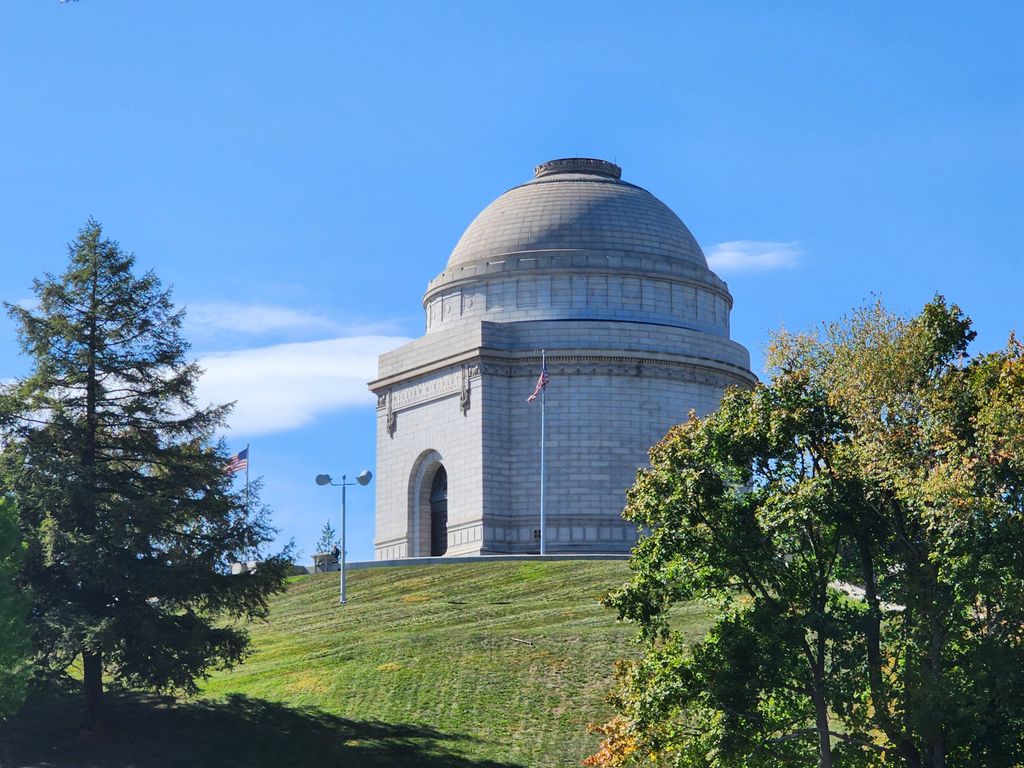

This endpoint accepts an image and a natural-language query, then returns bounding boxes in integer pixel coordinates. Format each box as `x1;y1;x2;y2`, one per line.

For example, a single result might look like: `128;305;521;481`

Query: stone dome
423;158;733;338
446;158;709;272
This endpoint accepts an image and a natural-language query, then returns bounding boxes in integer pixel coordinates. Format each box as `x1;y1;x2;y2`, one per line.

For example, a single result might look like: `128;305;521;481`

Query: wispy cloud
706;241;802;273
196;335;411;435
184;301;344;337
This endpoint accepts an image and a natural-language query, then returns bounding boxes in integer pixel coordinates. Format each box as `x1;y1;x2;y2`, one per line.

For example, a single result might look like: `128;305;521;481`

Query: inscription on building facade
380;367;481;413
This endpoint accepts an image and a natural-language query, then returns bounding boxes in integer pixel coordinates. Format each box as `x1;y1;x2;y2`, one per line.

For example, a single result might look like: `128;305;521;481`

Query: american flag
527;362;549;402
225;447;249;474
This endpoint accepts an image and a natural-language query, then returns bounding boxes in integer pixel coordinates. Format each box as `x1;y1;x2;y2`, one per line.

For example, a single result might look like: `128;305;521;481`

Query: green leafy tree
595;298;1024;768
315;520;338;555
0;220;290;732
0;497;31;718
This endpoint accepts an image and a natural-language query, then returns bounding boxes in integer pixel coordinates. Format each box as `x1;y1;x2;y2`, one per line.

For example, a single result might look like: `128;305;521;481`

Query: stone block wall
373;364;484;559
479;352;731;554
372;317;755;559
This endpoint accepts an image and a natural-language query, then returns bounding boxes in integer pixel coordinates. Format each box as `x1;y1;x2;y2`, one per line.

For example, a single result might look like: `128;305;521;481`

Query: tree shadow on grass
0;689;526;768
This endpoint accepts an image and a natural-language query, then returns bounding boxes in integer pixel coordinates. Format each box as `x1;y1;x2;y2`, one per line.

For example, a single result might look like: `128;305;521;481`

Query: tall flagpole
539;350;546;555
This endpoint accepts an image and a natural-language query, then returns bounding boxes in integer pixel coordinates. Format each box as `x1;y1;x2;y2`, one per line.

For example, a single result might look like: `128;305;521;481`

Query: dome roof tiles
445;159;708;272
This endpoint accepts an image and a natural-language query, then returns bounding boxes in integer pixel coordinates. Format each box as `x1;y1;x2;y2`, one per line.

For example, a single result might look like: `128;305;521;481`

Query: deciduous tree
593;298;1024;767
0;220;290;732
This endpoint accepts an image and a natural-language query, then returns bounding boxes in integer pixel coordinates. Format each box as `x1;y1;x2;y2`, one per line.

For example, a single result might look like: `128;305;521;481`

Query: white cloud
184;301;343;337
196;335;411;435
705;241;802;273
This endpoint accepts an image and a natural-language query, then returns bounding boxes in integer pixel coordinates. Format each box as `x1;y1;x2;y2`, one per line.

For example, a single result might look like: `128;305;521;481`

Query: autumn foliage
591;298;1024;767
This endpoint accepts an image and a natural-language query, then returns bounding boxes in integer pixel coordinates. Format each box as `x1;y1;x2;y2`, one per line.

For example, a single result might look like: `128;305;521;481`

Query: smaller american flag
225;447;249;474
527;362;549;402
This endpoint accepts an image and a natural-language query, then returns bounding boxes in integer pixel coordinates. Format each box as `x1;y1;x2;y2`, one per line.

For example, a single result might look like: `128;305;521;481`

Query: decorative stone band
374;534;409;549
475;352;756;390
425;273;732;337
373;535;409;560
375;353;755;414
533;157;622;179
424;249;729;299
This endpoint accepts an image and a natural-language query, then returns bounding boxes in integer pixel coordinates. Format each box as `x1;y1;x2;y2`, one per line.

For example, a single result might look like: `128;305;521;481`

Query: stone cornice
371;348;757;407
369;348;482;392
477;351;756;390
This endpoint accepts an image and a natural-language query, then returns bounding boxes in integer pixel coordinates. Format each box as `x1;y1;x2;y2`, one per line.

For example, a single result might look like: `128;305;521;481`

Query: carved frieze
476;354;751;390
376;355;748;411
380;366;482;417
392;370;462;410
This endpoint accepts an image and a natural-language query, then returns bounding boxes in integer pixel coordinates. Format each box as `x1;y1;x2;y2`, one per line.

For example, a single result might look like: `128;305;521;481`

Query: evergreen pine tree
0;497;30;718
0;220;289;732
315;520;338;555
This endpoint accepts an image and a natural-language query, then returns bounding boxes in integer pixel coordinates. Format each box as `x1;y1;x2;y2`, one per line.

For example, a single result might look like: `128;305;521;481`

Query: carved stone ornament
459;366;471;415
385;390;396;438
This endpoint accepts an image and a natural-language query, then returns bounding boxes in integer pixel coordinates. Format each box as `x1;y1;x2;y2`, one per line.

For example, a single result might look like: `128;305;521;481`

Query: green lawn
1;560;712;767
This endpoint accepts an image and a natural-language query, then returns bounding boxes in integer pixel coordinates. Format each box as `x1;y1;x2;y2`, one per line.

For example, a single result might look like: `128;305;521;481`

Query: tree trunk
859;541;885;707
859;536;921;766
811;682;834;768
83;651;104;734
810;621;834;768
925;568;946;768
898;603;923;768
81;261;104;737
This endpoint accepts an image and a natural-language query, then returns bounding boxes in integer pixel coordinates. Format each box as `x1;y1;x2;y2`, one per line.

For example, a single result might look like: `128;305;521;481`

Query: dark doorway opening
429;466;448;556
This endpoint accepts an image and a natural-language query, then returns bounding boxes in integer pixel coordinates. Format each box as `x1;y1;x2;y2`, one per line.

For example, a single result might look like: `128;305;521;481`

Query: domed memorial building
368;158;755;559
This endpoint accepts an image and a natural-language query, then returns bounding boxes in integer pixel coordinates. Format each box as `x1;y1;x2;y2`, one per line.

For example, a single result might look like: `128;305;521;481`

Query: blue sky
1;2;1021;562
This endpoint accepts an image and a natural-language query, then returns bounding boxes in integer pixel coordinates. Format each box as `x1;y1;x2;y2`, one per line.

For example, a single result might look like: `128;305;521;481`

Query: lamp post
315;470;372;604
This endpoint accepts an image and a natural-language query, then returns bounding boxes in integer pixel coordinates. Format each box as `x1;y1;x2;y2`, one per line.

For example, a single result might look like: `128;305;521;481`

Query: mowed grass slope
203;560;710;766
1;560;712;767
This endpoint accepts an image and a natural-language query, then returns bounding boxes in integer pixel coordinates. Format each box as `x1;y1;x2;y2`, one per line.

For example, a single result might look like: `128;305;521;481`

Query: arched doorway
429;466;448;556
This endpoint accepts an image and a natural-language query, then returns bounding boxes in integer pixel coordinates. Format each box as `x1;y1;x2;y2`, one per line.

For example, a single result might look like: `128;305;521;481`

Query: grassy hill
1;560;712;768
